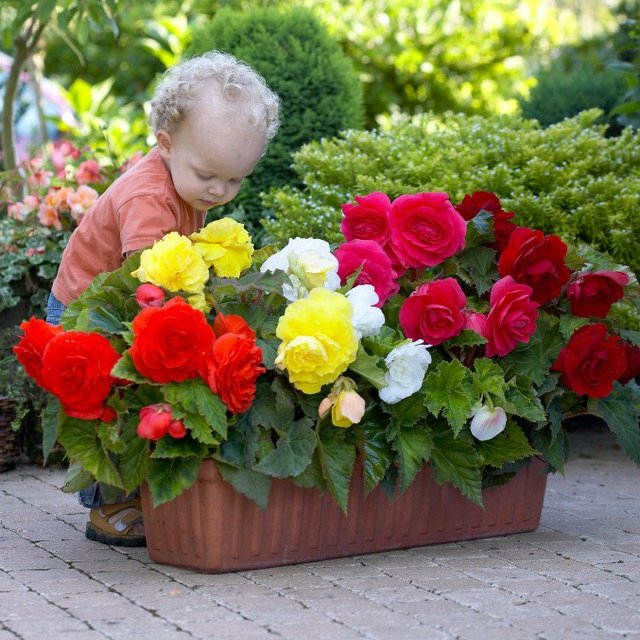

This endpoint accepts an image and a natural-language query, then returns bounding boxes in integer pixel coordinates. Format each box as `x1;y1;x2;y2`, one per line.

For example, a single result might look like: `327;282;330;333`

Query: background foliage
263;110;640;278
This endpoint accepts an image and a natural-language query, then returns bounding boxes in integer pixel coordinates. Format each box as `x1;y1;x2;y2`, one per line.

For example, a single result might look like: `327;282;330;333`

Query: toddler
46;51;280;546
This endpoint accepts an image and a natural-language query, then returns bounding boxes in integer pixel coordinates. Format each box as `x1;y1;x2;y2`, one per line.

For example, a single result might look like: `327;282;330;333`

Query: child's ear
156;129;172;160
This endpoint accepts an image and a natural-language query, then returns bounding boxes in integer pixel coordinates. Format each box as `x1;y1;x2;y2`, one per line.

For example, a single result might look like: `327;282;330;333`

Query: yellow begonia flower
131;232;209;293
331;390;366;428
190;218;253;278
275;288;358;394
187;293;211;313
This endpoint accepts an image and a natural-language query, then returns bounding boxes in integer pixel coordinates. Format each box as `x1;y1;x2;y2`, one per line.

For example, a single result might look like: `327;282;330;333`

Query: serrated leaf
394;426;434;493
163;379;226;442
254;417;316;477
619;329;640;347
291;449;326;490
41;398;60;463
118;415;150;493
215;460;271;510
559;315;589;340
111;352;151;384
502;314;564;386
546;394;564;441
147;457;202;506
531;426;570;472
57;415;123;489
446;329;487;348
317;434;356;514
348;345;387;389
250;377;295;432
359;422;394;494
430;425;483;506
386;392;428;429
98;422;126;454
424;360;475;434
473;358;507;402
504;378;546;423
455;245;499;295
588;381;640;465
62;462;95;493
476;422;536;468
151;436;208;459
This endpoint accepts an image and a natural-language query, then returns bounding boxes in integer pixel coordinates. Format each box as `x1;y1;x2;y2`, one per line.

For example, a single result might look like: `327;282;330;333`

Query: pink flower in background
26;246;45;258
119;151;144;173
27;168;53;189
7;202;28;221
335;239;399;306
51;139;81;177
76;159;103;185
38;204;62;230
23;194;40;212
66;185;98;220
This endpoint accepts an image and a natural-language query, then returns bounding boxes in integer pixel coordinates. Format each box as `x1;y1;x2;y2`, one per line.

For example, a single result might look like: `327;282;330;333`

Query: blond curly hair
149;51;280;141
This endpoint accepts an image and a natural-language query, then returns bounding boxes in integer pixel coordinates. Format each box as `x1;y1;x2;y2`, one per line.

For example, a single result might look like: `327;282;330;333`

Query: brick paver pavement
1;425;639;640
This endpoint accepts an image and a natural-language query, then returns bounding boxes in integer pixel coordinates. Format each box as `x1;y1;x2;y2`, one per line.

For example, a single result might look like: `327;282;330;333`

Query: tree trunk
1;42;29;172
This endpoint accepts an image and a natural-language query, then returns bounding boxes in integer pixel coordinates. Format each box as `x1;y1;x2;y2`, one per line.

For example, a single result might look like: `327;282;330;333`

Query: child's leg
45;291;145;546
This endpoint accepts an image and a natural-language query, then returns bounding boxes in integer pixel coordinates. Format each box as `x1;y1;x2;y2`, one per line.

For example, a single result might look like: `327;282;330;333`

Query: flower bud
167;419;187;439
331;390;366;428
136;284;165;309
137;403;172;440
318;396;333;418
470;406;507;441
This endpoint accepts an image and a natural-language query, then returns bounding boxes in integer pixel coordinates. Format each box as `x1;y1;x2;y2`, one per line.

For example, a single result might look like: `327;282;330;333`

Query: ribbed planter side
141;457;547;573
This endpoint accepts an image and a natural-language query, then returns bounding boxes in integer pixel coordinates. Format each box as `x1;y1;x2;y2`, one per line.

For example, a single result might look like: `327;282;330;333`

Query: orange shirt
52;147;205;304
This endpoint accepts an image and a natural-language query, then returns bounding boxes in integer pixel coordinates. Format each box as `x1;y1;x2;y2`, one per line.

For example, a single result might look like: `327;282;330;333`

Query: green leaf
41;398;60;464
502;314;565;386
250;377;295;432
385;392;428;430
151;436;208;459
118;415;150;494
430;425;483;506
348;345;387;389
291;449;326;490
588;381;640;465
163;379;226;442
546;394;564;441
147;457;202;507
215;460;271;510
455;245;499;295
317;434;356;514
618;329;640;347
559;315;590;341
464;211;493;247
476;422;536;468
359;423;394;494
61;462;95;493
531;426;570;473
473;358;507;402
394;426;434;493
446;329;487;348
111;352;151;384
504;378;546;423
57;416;123;489
424;360;475;435
254;417;317;477
98;421;126;454
256;338;278;369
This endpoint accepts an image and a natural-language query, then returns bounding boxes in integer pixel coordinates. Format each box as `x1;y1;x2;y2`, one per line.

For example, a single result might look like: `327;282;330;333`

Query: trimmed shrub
263;110;640;278
186;5;363;237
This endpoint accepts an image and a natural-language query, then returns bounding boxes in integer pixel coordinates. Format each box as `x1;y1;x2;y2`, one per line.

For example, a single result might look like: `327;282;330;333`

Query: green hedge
186;5;363;236
263;109;640;277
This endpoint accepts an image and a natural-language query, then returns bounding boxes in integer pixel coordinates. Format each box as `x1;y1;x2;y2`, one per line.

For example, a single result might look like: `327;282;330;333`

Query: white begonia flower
260;238;340;301
346;284;385;338
469;406;507;441
379;340;432;404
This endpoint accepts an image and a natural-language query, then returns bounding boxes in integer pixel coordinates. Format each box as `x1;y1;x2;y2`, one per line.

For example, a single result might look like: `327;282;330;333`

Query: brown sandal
85;497;146;547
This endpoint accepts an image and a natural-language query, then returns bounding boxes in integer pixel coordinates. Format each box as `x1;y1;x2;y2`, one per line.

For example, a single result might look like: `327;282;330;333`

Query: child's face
157;98;266;212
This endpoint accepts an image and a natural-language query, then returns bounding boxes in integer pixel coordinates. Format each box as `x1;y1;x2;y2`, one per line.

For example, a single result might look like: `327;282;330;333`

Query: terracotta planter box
141;457;547;573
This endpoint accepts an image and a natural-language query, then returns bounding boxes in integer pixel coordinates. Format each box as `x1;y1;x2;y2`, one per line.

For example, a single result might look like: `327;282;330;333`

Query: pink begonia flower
470;406;507;441
23;194;40;213
464;312;488;337
119;151;144;173
38;204;62;230
51;139;81;177
76;159;103;185
26;246;46;258
43;186;74;212
27;169;53;189
66;185;98;220
7;202;28;221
